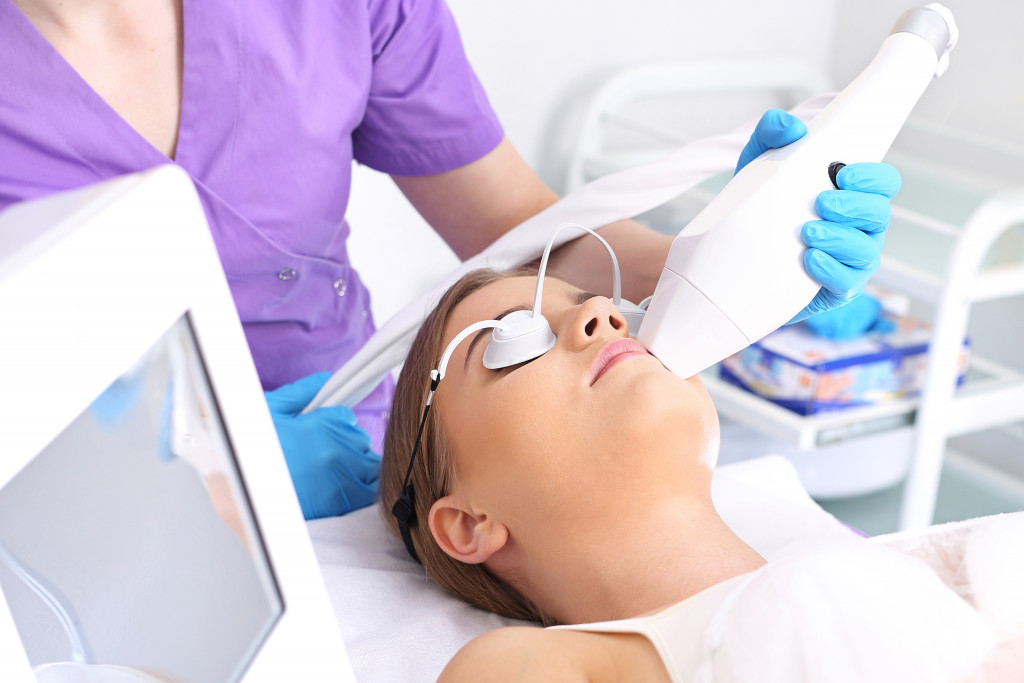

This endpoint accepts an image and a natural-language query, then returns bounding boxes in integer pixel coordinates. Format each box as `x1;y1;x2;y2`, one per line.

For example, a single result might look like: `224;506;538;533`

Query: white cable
532;222;621;317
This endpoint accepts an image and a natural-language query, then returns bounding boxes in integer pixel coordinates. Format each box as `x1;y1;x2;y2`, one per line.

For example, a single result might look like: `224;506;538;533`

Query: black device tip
828;161;847;189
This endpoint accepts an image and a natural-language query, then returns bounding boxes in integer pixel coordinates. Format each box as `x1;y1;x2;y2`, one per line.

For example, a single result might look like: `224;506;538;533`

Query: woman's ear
428;495;509;564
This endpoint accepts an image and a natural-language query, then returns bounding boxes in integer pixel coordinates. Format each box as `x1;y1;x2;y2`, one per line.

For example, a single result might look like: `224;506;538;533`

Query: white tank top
550;536;1015;682
549;572;745;681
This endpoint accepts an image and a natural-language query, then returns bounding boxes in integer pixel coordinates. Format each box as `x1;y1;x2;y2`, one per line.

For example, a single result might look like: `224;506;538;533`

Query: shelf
970;263;1024;301
701;354;1024;452
701;370;917;451
874;256;1024;305
947;356;1024;436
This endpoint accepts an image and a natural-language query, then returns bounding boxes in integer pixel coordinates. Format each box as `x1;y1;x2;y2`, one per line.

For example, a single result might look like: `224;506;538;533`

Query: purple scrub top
0;0;503;450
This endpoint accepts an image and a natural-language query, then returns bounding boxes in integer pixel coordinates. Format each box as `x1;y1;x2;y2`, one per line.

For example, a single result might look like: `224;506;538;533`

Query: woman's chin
611;371;715;447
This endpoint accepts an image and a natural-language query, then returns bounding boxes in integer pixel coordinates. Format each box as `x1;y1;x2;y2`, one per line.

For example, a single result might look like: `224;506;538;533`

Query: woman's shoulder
437;627;588;683
437;625;667;683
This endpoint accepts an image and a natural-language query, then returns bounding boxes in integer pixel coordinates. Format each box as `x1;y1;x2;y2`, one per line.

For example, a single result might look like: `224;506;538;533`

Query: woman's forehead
450;276;537;326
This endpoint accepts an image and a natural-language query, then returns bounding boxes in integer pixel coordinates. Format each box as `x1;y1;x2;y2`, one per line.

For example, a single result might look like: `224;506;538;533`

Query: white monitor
0;167;355;683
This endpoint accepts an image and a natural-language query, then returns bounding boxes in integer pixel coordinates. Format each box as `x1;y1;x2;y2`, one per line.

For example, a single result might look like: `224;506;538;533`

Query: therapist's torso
0;0;503;448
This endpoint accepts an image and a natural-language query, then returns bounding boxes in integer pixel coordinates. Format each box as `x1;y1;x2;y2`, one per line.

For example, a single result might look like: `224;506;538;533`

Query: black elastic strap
391;374;440;564
391;486;420;564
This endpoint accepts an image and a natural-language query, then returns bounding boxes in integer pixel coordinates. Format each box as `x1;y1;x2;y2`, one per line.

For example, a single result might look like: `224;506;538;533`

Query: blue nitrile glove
805;292;896;340
736;110;902;324
265;371;380;520
735;109;807;174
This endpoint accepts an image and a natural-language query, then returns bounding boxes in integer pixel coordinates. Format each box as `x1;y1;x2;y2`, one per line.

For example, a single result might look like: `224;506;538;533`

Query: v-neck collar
0;0;236;178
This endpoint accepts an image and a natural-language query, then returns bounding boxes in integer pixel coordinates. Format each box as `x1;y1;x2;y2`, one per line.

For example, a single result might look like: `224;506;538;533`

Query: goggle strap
392;374;439;564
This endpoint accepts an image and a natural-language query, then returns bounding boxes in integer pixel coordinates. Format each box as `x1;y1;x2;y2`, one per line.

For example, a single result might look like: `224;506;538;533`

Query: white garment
551;513;1024;682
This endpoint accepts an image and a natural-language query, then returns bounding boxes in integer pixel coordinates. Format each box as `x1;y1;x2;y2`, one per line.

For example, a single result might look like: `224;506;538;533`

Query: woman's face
433;275;720;540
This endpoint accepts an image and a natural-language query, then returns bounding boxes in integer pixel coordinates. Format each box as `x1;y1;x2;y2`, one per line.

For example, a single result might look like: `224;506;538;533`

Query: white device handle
636;5;957;380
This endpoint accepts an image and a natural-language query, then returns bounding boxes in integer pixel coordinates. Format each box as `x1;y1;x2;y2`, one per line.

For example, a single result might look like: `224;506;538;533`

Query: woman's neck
500;496;766;625
11;0;184;159
13;0;116;28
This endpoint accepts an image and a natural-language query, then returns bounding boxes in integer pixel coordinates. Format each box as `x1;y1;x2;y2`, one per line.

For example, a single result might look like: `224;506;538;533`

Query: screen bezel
0;167;355;682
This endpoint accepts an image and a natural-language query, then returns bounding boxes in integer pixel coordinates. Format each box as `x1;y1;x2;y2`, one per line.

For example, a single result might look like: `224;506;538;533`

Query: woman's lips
589;338;651;386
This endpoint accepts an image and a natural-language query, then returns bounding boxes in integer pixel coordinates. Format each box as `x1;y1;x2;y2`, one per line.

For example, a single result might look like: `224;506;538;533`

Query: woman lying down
379;267;1024;682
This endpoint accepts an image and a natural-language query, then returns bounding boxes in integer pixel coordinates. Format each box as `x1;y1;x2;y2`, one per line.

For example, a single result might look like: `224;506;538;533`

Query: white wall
833;1;1024;373
831;0;1024;182
448;0;840;189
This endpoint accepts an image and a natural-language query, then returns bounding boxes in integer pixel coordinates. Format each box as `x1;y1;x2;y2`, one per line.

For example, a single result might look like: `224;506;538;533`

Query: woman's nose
565;297;628;350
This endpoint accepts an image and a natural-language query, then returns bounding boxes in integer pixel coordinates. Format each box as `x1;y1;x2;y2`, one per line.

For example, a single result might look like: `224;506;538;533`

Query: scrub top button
278;268;296;281
334;277;347;296
362;310;369;321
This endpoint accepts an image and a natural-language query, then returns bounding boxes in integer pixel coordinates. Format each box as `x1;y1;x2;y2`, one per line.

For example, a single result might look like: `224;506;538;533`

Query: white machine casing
636;4;957;379
0;166;355;682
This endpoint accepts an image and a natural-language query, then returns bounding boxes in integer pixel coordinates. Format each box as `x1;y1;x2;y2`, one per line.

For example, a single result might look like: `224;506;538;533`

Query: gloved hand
736;109;902;324
805;292;896;340
90;363;175;461
734;109;807;174
265;371;380;520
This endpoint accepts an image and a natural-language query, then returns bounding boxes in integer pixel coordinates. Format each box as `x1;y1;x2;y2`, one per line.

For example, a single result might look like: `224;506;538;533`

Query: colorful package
719;315;970;415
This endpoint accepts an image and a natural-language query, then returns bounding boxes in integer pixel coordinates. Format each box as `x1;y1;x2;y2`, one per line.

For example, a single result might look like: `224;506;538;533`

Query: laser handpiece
636;4;958;379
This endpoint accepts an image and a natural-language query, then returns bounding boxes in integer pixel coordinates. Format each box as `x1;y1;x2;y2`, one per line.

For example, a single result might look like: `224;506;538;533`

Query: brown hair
379;267;552;625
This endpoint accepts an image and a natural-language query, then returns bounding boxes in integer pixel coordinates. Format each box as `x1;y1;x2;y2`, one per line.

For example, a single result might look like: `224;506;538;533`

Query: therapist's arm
392;137;671;304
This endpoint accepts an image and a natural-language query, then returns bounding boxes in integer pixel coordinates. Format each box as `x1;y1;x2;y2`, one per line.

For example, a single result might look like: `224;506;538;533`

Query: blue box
719;314;970;415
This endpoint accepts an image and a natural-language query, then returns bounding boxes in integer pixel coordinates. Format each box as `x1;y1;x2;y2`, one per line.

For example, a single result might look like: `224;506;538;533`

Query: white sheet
307;455;858;683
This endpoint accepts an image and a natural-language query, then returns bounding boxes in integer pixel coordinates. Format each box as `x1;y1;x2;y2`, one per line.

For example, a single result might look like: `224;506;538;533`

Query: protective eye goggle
391;223;649;563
